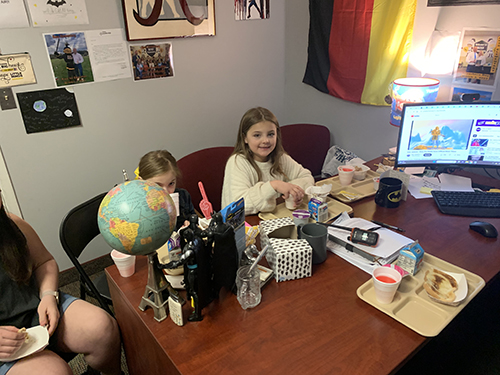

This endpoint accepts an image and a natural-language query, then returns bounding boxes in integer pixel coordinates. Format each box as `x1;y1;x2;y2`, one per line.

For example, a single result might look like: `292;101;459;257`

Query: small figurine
159;227;212;321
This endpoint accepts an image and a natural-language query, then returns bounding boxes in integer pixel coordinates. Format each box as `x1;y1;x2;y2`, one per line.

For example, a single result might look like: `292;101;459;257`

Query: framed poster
121;0;215;41
428;0;500;5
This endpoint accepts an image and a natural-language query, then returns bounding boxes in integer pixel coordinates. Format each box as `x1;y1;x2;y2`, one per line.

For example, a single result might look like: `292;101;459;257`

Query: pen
371;220;405;233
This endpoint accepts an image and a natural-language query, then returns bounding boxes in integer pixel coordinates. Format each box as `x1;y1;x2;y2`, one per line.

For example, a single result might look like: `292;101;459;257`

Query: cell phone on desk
348;228;379;247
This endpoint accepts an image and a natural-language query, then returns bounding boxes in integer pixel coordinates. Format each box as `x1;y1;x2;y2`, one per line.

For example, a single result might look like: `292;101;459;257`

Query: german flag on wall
303;0;417;106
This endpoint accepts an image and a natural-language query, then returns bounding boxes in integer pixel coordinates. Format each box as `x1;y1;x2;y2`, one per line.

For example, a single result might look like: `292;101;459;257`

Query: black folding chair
59;192;113;316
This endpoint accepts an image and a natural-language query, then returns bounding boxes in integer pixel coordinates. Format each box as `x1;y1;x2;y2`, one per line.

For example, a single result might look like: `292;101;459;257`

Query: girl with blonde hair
136;150;195;229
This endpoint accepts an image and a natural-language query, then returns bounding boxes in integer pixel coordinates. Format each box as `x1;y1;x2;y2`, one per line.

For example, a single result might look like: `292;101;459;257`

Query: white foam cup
110;250;136;277
372;266;402;304
285;195;298;210
337;166;354;186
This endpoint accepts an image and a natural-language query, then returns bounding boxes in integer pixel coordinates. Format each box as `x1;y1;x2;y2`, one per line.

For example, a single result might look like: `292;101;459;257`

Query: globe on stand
98;179;177;321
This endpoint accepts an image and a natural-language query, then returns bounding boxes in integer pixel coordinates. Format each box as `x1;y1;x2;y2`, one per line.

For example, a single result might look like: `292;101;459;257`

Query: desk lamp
390;77;440;126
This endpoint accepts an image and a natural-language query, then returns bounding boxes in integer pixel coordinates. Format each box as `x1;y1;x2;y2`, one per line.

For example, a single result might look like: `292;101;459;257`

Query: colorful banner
303;0;417;106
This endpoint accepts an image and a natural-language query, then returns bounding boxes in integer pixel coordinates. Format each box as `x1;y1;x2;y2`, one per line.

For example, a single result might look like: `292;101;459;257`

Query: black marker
371;220;405;233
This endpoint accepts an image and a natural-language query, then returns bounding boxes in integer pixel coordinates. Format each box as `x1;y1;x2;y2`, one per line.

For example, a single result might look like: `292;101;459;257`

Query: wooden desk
106;168;500;375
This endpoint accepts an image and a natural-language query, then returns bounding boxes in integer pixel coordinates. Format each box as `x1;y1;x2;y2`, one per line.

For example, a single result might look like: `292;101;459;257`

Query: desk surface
106;164;500;375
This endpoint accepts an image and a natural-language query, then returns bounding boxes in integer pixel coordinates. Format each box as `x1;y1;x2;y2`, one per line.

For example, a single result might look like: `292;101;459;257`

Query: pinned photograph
44;32;94;86
234;0;270;21
453;29;500;88
130;43;174;81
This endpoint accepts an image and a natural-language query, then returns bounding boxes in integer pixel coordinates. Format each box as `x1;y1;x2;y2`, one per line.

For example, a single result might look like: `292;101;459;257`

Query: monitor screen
395;101;500;169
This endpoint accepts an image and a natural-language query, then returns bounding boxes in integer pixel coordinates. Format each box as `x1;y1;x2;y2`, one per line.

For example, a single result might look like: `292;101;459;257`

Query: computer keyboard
431;190;500;217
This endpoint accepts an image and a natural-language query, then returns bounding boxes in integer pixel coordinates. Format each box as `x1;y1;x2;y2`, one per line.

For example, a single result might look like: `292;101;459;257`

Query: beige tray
258;197;352;222
316;170;381;203
357;253;485;337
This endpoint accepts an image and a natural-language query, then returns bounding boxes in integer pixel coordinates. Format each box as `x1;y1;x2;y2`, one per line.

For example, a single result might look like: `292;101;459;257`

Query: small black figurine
160;227;212;321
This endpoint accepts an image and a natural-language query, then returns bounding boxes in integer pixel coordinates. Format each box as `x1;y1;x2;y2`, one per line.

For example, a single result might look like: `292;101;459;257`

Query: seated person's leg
55;300;121;375
5;350;72;375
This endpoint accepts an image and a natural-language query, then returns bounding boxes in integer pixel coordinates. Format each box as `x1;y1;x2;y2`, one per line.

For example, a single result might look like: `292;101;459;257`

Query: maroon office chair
177;146;234;213
281;123;331;179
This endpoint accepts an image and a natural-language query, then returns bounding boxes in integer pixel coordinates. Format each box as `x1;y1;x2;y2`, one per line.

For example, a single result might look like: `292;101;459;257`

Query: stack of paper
327;214;414;274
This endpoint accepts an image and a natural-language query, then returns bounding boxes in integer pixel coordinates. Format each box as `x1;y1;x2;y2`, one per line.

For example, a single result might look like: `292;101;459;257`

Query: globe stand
138;253;171;322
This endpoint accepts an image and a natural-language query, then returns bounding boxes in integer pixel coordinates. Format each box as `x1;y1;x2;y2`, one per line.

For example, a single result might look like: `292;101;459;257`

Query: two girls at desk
138;107;314;221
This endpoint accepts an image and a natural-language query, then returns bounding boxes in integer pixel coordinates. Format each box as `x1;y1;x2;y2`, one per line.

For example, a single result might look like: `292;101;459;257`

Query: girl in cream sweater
222;107;314;215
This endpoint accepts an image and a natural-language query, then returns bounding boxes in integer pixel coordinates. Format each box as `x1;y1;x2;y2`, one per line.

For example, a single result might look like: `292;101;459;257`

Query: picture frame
428;0;500;6
121;0;215;41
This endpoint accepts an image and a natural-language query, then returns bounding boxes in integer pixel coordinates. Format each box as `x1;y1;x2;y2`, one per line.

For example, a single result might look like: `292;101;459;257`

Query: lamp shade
390;78;440;126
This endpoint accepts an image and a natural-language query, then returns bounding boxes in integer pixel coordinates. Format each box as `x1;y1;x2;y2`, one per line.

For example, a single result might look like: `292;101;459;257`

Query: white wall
0;0;286;269
283;0;500;161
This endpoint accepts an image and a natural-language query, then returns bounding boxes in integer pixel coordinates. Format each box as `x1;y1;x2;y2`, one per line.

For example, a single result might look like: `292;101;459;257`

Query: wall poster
428;0;500;5
0;53;36;88
121;0;215;41
234;0;270;21
453;28;500;90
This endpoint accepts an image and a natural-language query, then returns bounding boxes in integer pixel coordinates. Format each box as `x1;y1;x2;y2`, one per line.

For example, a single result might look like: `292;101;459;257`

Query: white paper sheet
27;0;89;27
0;0;30;29
85;29;132;82
438;173;474;192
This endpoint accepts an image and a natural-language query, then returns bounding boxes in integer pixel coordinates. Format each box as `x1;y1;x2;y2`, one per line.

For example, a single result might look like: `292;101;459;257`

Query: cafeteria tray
316;170;381;203
356;253;485;337
258;196;352;222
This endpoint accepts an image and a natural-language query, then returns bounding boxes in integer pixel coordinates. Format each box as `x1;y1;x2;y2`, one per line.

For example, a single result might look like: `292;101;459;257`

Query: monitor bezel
395;101;500;170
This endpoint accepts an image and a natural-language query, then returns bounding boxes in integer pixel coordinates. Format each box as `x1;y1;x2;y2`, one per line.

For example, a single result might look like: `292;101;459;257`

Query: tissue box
396;241;424;276
259;217;312;282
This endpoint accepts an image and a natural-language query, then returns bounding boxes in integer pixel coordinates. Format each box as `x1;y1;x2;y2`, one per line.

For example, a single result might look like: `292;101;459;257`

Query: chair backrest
60;192;107;260
281;124;331;178
177;146;234;213
59;192;113;315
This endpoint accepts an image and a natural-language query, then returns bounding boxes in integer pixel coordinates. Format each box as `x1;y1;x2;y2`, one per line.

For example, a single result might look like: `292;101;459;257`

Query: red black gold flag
303;0;417;106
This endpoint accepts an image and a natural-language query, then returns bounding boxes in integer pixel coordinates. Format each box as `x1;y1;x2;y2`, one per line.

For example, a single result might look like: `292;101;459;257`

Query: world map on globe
98;180;176;256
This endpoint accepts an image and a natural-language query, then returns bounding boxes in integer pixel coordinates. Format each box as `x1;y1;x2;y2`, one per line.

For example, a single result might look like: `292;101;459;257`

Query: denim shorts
0;292;77;375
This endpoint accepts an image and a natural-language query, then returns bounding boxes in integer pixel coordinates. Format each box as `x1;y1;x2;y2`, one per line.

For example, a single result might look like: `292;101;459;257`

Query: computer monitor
395;101;500;171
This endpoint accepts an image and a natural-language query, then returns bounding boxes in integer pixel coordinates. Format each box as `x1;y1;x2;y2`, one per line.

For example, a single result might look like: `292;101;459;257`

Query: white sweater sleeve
281;154;315;191
221;155;280;215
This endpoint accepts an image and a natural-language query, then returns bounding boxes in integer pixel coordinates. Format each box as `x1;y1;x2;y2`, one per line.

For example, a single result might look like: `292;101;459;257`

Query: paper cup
111;250;136;278
285;196;298;210
372;266;402;304
292;209;310;226
337;166;354;186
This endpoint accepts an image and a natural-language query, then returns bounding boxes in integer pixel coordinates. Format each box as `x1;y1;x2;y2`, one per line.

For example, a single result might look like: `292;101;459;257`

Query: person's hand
0;326;25;359
271;181;305;204
38;295;60;336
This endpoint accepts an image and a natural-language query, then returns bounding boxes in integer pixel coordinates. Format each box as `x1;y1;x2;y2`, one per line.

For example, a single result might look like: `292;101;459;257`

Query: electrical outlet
0;88;17;110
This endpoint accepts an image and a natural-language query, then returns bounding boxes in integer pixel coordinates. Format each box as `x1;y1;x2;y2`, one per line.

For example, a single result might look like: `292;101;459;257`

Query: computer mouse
469;221;498;238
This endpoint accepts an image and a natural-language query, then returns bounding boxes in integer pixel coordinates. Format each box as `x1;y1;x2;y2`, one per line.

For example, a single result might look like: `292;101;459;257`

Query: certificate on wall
26;0;89;27
0;0;30;29
0;53;37;88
